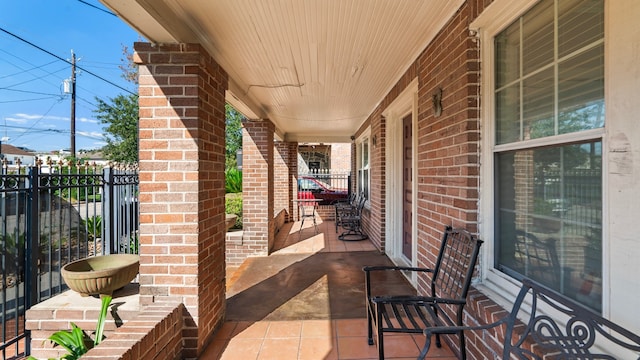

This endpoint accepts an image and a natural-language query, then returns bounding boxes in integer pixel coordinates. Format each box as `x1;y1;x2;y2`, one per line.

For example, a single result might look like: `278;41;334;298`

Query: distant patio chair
298;199;319;239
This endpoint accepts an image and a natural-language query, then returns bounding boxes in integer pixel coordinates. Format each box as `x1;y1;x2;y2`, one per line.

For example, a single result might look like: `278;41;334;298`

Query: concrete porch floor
200;218;457;360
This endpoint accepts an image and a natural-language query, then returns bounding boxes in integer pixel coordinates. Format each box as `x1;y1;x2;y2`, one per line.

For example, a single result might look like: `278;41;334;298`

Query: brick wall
274;142;296;224
26;286;141;359
82;302;186;360
134;42;228;358
286;142;298;222
446;288;510;359
225;120;275;267
352;0;501;358
330;143;352;173
358;0;482;280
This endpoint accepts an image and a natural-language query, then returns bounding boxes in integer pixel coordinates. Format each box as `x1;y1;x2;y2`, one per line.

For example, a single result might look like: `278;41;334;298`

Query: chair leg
417;335;433;360
367;304;374;345
377;327;385;360
459;330;467;360
299;217;305;239
376;311;385;360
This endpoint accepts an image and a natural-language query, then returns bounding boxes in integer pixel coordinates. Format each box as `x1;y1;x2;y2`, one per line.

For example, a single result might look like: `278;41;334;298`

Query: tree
96;46;244;165
93;45;139;163
118;45;139;85
225;104;244;170
94;94;139;163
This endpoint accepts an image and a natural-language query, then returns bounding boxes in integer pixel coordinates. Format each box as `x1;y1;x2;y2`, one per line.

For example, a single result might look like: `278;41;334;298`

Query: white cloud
76;131;104;140
12;113;69;122
4;117;28;124
12;113;42;120
9;113;99;127
78;117;99;124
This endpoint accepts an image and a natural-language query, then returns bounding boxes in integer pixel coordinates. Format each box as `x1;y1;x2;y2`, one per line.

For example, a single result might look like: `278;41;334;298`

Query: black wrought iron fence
0;160;139;359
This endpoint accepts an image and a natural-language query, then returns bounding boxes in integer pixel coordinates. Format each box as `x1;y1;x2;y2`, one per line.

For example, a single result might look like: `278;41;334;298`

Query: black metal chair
297;199;319;239
364;226;483;359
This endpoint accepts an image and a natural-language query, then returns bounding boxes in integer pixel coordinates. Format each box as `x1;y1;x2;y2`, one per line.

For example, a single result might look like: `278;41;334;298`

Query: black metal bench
419;277;640;359
364;226;483;359
337;195;368;241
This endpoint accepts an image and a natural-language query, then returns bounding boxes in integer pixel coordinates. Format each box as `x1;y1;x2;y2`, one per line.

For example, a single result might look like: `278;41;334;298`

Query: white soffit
102;0;464;142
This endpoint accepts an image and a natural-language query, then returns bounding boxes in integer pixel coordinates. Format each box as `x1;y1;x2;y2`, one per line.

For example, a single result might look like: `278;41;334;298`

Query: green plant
83;215;102;240
225;103;244;170
87;194;102;202
225;193;243;229
120;234;139;254
225;169;242;193
2;230;25;277
28;295;113;360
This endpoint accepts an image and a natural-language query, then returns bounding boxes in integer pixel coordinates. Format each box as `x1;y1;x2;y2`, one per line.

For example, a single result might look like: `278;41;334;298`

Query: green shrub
225;169;242;193
225;193;243;229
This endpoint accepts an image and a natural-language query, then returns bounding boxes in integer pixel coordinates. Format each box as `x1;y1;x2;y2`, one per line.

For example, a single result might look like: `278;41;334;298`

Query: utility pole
70;50;77;159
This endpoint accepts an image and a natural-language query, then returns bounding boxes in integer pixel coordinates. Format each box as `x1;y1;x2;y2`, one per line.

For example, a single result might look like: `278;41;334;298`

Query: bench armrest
418;319;509;359
371;295;465;306
364;266;435;299
363;265;434;273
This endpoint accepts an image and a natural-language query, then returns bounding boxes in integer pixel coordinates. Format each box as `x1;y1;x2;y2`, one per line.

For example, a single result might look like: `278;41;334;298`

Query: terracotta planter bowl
61;254;140;297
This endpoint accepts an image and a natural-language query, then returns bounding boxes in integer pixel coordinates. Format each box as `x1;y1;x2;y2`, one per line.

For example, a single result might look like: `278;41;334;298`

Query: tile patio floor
200;217;457;360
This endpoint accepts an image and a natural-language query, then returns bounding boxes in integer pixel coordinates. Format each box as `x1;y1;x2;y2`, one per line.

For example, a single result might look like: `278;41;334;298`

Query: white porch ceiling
100;0;464;142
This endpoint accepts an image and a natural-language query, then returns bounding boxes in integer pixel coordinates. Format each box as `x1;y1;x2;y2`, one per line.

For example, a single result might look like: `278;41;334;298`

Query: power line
0;27;136;95
0;96;61;104
6;99;64;142
76;0;117;17
0;88;62;97
0;59;59;79
0;66;68;89
2;123;104;139
0;50;69;91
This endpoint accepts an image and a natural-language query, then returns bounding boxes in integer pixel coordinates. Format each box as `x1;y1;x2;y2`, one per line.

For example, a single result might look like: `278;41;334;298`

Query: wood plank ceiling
101;0;464;142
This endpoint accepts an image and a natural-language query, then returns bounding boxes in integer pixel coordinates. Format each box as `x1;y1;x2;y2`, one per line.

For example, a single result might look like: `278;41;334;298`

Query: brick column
275;141;298;222
241;120;275;256
134;42;228;358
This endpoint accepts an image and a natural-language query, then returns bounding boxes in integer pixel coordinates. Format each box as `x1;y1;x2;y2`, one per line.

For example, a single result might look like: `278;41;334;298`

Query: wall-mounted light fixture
433;87;443;117
372;134;378;148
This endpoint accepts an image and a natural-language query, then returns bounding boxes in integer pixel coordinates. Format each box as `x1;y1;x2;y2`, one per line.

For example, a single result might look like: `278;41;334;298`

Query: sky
0;0;142;153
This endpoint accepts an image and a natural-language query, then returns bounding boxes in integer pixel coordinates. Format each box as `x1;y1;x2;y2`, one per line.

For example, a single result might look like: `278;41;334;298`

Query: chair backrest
355;195;366;214
347;191;357;204
503;278;640;359
513;230;562;290
430;226;484;301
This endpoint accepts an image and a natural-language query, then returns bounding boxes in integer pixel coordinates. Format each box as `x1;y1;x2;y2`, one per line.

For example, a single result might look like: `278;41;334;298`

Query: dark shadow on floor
226;251;416;321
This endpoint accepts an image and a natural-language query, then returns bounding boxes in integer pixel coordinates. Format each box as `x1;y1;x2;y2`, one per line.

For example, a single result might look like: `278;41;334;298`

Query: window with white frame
493;0;604;312
357;134;370;200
